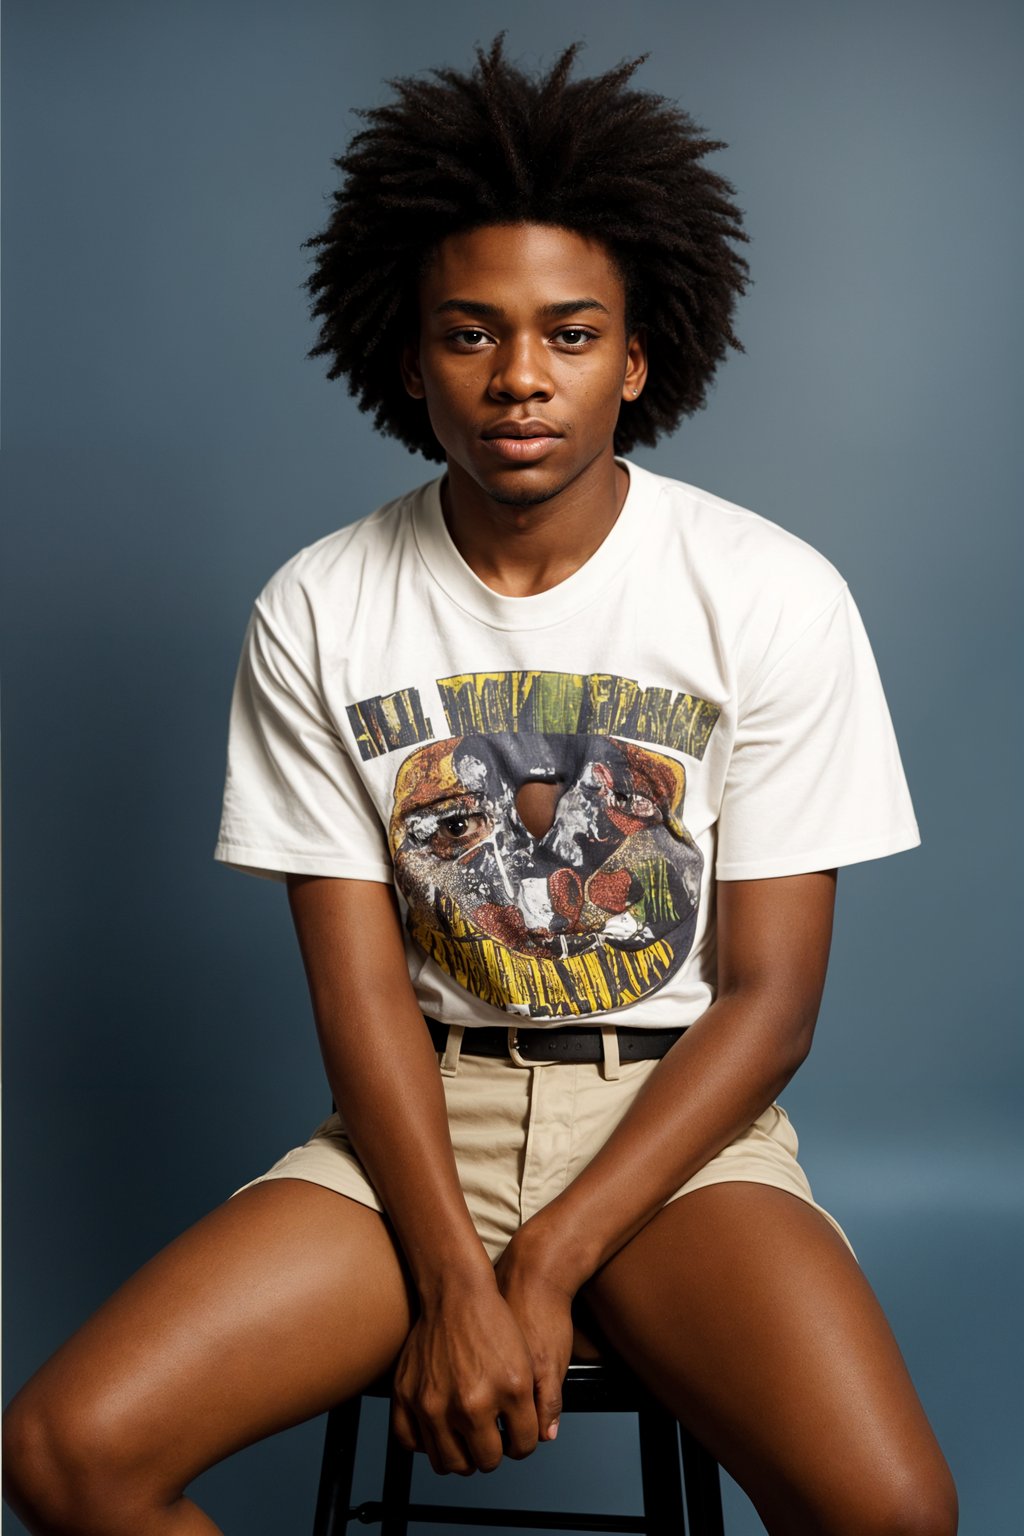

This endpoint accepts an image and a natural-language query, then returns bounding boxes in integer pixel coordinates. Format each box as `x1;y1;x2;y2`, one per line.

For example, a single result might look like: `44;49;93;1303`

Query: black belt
425;1015;686;1063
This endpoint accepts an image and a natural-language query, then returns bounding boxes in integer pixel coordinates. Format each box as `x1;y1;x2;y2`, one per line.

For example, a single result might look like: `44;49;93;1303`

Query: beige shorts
235;1027;852;1262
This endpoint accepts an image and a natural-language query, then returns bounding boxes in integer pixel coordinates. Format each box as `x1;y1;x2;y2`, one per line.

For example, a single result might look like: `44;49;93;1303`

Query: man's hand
391;1274;539;1476
493;1228;577;1444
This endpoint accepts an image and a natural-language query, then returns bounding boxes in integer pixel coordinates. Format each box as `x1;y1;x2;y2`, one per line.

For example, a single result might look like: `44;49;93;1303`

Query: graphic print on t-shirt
349;669;720;1020
390;730;703;1017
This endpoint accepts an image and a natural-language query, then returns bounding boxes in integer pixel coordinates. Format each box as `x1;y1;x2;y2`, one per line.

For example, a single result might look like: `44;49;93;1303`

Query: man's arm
285;874;538;1475
494;870;838;1429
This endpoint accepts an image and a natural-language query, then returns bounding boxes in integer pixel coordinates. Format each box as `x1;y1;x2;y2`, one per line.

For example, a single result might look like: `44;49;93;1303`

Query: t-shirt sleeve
715;583;921;880
213;595;395;884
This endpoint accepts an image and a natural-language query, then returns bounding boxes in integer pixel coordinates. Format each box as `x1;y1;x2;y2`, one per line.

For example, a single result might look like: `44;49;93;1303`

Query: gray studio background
3;2;1021;1532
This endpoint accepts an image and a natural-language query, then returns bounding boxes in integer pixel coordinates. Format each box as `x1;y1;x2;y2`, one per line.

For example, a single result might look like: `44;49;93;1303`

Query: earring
632;387;639;397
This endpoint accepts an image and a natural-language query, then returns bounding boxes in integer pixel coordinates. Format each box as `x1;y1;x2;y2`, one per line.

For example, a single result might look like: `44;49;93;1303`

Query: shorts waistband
425;1015;687;1064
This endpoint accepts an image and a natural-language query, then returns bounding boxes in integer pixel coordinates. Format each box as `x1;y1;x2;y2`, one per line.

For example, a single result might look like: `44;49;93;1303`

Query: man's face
401;222;646;507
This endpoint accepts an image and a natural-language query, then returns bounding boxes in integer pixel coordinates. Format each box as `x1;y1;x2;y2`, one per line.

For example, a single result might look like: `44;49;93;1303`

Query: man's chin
485;480;565;508
441;442;617;513
463;460;583;509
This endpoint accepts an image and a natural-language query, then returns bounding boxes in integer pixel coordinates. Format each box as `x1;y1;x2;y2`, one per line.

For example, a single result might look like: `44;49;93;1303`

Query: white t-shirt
214;458;920;1029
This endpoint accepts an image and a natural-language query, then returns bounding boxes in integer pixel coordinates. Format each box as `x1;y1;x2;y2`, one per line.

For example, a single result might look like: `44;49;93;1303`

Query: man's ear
622;324;649;403
400;341;425;400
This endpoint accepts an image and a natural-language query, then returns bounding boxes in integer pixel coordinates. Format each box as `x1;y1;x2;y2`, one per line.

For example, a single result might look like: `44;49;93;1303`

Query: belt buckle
507;1026;533;1067
507;1025;565;1067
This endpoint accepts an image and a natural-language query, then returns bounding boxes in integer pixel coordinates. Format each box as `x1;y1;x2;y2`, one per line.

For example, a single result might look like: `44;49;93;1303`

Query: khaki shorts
234;1026;853;1262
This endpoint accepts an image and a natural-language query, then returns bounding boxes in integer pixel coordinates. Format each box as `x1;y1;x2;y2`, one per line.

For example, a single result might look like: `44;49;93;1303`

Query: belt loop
600;1025;621;1081
439;1024;465;1077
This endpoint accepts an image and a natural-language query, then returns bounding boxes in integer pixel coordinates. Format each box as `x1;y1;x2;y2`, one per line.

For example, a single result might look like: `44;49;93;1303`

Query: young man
5;38;957;1535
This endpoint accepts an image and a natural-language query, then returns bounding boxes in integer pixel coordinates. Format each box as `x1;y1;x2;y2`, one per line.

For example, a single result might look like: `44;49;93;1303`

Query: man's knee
859;1470;959;1536
791;1459;959;1536
3;1379;164;1533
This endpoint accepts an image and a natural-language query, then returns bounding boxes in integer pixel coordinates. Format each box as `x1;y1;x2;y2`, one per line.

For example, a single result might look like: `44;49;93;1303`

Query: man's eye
555;328;594;347
451;329;491;347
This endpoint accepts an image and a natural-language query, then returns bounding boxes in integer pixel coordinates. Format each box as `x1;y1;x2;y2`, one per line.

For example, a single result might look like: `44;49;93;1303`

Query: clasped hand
390;1234;575;1476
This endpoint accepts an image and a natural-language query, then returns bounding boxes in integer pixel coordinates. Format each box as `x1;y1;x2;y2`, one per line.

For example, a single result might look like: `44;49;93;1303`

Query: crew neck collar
412;457;658;632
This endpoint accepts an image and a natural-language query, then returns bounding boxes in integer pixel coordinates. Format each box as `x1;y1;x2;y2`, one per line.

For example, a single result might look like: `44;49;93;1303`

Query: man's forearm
286;877;495;1299
315;990;496;1299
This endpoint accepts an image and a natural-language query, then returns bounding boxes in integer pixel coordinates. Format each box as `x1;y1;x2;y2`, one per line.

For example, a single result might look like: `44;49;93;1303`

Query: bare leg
3;1180;414;1535
581;1183;958;1536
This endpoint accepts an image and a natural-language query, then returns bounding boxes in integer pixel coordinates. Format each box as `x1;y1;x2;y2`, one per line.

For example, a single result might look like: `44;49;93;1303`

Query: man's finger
535;1373;563;1442
461;1415;505;1474
498;1392;540;1460
390;1398;421;1453
424;1420;475;1477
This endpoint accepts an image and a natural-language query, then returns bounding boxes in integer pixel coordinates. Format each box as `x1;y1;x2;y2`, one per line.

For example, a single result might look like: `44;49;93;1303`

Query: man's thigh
7;1179;413;1502
579;1182;957;1536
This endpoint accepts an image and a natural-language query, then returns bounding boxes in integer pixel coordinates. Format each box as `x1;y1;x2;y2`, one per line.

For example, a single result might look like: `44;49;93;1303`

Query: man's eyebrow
432;298;612;320
542;298;611;320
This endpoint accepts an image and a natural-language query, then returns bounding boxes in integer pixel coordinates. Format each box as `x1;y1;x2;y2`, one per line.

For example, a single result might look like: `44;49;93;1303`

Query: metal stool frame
312;1359;724;1535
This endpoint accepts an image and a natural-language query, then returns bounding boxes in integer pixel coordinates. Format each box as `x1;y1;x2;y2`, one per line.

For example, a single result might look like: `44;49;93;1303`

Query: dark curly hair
305;34;749;462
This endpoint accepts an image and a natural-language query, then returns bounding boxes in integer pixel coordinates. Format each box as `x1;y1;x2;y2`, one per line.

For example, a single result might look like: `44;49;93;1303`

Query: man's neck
439;450;629;599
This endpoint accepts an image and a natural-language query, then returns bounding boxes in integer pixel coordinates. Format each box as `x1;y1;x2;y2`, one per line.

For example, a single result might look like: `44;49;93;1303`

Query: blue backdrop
4;2;1021;1531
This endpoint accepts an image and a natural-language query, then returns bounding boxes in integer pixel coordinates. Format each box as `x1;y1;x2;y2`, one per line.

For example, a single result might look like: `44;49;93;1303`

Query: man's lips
481;418;562;440
480;421;563;463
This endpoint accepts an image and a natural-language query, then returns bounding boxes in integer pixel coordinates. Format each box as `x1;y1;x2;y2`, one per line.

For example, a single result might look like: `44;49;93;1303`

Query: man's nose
488;337;553;400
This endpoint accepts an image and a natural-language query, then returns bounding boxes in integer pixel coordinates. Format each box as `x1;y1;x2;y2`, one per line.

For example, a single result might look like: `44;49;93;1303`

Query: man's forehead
420;223;626;305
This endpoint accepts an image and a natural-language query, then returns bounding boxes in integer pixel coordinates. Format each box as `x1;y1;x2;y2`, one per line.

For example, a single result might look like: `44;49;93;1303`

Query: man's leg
3;1180;413;1535
580;1182;958;1536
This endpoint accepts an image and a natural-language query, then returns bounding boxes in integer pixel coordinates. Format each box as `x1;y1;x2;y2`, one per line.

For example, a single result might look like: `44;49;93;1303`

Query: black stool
312;1359;724;1534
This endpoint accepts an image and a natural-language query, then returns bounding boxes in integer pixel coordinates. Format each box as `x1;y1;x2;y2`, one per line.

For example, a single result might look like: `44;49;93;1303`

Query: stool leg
638;1404;687;1534
312;1397;361;1536
679;1425;725;1536
380;1399;414;1536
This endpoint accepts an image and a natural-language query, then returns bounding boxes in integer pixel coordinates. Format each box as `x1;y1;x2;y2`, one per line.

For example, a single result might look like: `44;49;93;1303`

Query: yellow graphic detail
410;896;678;1018
437;670;719;759
346;686;433;760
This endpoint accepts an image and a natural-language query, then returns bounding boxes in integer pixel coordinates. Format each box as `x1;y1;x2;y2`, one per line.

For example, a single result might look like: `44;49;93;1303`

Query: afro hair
305;34;749;461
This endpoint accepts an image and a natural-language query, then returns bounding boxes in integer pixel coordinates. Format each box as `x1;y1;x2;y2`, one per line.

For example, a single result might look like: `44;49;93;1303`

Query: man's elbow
778;996;820;1079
